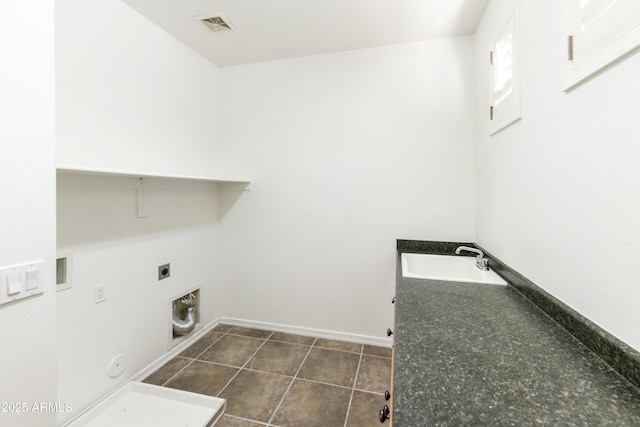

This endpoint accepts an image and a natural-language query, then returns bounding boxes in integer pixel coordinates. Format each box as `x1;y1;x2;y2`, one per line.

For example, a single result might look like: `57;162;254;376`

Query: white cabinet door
564;0;640;90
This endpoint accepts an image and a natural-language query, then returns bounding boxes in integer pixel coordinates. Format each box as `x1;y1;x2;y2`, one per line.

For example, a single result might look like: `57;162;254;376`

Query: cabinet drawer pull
387;328;393;336
384;390;390;400
379;405;390;422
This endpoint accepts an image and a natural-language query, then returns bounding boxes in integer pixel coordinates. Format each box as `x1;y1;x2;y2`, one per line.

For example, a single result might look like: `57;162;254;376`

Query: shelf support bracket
137;178;148;218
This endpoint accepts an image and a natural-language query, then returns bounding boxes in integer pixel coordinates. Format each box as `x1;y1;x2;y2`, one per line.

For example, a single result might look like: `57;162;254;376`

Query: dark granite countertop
393;252;640;426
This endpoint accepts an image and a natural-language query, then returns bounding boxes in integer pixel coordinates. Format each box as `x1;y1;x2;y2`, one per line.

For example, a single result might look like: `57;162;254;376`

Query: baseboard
63;317;392;426
133;315;392;384
62;319;220;426
220;317;393;348
131;318;220;382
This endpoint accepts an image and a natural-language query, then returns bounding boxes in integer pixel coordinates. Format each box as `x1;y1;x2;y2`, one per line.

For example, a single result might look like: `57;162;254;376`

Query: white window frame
489;6;521;136
563;0;640;91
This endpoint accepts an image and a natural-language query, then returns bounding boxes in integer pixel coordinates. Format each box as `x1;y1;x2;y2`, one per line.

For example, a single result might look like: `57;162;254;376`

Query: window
489;8;521;135
563;0;640;90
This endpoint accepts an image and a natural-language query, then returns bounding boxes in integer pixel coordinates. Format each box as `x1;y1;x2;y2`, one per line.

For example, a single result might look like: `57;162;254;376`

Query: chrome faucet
455;246;490;271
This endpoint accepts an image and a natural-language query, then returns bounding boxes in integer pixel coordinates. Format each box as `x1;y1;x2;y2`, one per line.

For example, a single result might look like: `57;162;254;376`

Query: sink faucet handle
454;246;483;257
455;246;490;271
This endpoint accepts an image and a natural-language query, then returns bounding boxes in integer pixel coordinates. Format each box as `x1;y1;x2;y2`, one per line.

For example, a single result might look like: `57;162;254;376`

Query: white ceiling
121;0;489;67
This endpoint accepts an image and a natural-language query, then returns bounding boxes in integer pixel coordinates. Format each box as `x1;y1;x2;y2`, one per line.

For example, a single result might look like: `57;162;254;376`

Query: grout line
158;327;232;386
229;366;296;379
268;337;316;346
187;357;364;392
159;358;195;387
187;330;227;360
220;414;270;426
312;341;363;355
267;337;318;425
361;353;392;360
154;327;391;426
184;347;370;378
283;377;357;391
343;345;364;427
178;357;299;381
352;387;385;396
216;330;275;397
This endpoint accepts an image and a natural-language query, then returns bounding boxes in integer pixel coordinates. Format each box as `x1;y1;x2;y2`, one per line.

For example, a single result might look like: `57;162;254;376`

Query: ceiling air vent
196;13;236;33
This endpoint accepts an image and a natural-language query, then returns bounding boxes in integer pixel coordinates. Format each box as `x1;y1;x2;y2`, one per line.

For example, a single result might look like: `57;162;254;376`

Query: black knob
386;328;393;337
384;390;390;401
391;297;395;304
379;405;390;422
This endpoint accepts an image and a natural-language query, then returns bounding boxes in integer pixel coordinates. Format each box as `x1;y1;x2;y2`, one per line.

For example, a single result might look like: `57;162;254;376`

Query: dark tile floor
144;324;392;427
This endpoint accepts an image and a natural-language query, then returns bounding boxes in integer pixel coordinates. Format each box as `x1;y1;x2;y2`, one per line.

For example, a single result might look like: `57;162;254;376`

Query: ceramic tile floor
144;324;393;427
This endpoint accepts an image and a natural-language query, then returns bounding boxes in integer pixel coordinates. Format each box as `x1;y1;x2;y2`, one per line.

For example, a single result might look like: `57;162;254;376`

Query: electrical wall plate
0;260;44;306
158;263;170;280
94;283;106;304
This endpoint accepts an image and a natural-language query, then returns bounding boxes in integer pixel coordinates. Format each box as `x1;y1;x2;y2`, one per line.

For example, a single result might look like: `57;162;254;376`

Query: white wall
56;174;221;424
55;0;229;423
476;0;640;351
0;2;57;427
217;37;477;341
56;0;226;178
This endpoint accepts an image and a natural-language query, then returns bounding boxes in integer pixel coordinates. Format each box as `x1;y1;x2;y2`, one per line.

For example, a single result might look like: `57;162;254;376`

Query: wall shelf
56;165;251;191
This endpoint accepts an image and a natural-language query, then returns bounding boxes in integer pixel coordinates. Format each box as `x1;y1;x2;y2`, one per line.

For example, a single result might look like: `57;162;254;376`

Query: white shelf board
56;165;251;190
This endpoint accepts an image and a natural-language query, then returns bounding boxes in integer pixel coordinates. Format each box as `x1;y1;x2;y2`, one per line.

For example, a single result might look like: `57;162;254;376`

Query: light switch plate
0;260;44;306
25;268;39;290
7;274;22;295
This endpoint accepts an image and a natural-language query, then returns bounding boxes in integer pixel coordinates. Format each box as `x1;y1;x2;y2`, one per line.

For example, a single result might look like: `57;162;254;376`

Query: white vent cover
196;13;236;33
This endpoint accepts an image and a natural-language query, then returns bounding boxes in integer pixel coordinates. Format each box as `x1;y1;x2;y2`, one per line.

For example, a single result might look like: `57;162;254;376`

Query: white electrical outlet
94;283;106;304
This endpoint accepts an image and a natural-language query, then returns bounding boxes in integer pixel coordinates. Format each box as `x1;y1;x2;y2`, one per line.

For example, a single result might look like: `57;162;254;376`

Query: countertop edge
396;239;640;389
478;243;640;390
